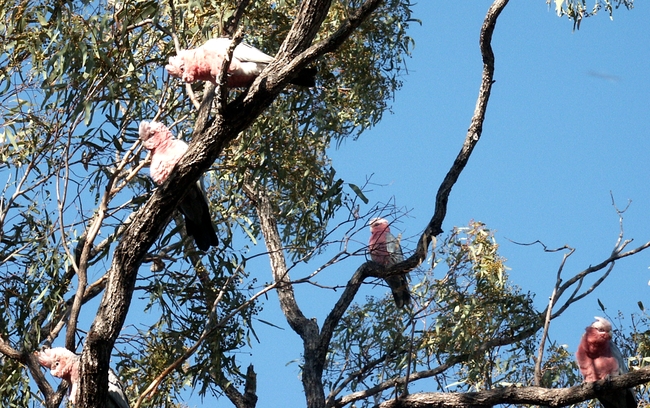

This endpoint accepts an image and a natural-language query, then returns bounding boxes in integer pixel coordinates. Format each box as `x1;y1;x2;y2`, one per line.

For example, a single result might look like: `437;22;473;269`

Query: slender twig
167;0;200;110
222;0;251;37
214;32;243;114
133;278;278;407
534;247;573;385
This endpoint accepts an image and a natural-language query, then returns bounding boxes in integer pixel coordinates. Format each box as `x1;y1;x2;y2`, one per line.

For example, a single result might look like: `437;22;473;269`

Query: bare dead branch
219;364;258;408
535;246;574;385
548;239;650;320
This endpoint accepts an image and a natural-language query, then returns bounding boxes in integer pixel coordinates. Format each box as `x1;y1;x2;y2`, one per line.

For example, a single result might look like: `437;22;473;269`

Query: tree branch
378;367;650;408
534;246;574;385
221;364;258;408
133;269;272;408
371;0;509;289
245;183;326;407
547;238;650;320
325;1;511;406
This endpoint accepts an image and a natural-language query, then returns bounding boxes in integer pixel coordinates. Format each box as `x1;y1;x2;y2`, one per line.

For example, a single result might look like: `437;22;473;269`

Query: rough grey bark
378;366;650;408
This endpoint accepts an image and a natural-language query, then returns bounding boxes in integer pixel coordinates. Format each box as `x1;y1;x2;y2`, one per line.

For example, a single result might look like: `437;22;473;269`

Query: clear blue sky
219;1;650;407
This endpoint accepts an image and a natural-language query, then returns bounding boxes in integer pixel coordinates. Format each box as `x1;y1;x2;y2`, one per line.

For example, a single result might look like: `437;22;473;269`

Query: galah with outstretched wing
166;38;317;87
35;347;130;408
368;217;410;308
139;121;218;251
576;317;637;408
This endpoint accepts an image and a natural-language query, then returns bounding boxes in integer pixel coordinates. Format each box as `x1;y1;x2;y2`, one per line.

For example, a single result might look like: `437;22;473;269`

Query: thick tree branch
245;185;309;333
221;364;258;408
28;352;65;408
275;0;384;84
0;338;63;408
378;367;650;408
319;261;382;365
245;183;326;407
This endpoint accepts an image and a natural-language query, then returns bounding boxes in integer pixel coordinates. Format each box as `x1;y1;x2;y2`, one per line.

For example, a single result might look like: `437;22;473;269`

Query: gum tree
0;0;647;407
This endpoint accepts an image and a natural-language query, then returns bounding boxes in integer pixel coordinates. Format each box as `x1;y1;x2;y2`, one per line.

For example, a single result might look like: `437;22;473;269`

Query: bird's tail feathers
290;67;317;87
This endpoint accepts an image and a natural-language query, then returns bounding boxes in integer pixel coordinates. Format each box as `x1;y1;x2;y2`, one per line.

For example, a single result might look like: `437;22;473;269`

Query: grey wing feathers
108;368;130;408
610;341;629;375
385;231;404;265
234;42;274;64
383;231;410;308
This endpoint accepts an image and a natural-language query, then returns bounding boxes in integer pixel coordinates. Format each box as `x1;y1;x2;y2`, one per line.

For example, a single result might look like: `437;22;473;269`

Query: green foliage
213;0;416;260
612;311;650;403
0;357;33;408
326;297;412;398
325;222;578;406
550;0;634;29
423;223;541;390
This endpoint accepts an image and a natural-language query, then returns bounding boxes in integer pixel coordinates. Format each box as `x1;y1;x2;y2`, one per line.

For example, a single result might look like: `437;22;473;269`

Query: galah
576;317;637;408
165;37;317;88
368;217;410;308
139;121;219;251
35;347;130;408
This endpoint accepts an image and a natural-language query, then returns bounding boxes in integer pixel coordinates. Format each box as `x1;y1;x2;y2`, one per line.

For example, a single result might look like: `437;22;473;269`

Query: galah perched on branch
576;317;637;408
165;38;317;88
139;121;219;251
368;217;411;308
35;347;130;408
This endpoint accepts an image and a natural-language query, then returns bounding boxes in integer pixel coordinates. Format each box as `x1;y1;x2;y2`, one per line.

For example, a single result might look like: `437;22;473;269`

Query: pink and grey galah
165;38;317;88
139;121;219;251
576;317;637;408
35;347;130;408
368;217;411;308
